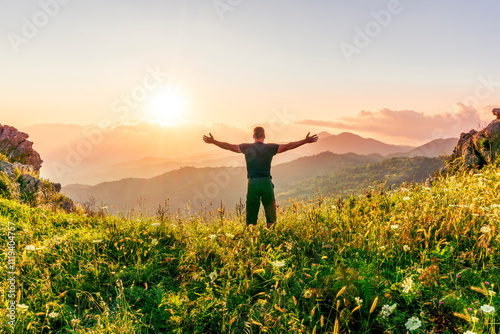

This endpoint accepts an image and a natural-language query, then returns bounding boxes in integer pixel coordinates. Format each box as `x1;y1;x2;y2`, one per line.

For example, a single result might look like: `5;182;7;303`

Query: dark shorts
246;177;276;225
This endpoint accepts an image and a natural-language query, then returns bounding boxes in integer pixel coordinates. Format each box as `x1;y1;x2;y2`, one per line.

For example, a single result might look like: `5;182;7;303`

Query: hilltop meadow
1;160;499;333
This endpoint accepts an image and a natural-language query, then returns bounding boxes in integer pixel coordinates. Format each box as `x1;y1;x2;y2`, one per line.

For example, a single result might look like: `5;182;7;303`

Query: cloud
296;103;490;143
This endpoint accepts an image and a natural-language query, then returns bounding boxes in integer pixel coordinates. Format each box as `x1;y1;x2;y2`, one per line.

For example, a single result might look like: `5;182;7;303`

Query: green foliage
0;172;20;200
0;152;9;162
1;163;500;333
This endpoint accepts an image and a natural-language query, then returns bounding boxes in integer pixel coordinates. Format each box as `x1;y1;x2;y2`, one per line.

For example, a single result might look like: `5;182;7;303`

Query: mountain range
58;131;456;185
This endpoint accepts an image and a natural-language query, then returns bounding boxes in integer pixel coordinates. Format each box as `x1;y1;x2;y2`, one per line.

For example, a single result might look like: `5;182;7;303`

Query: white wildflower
151;238;158;246
379;246;386;250
405;316;422;331
390;224;399;230
92;239;103;243
379;303;397;318
480;304;495;314
209;234;217;240
473;173;483;177
355;297;363;305
488;289;496;296
403;245;410;251
480;225;492;233
463;331;477;334
48;312;59;318
403;196;411;201
471;315;479;323
25;245;36;251
209;271;217;281
271;260;286;268
401;277;413;293
152;223;160;227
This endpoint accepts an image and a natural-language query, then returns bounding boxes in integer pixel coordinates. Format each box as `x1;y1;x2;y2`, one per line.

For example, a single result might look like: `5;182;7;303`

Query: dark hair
253;127;265;139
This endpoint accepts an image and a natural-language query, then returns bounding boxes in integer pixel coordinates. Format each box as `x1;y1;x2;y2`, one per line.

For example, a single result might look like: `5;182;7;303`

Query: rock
18;174;42;194
60;200;76;213
493;108;500;119
438;119;500;175
0;161;15;177
0;124;43;171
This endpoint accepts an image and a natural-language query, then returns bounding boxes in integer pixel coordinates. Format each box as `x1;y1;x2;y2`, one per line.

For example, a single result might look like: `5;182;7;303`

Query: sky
1;0;500;146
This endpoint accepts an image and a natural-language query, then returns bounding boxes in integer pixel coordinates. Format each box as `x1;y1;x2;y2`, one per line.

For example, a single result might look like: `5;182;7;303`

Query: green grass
1;163;499;333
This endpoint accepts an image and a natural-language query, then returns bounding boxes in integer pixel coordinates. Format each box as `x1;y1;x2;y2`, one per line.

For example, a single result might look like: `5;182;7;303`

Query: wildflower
303;289;312;298
271;260;286;268
403;245;410;251
355;297;363;305
488;289;496;296
92;239;103;243
401;277;413;293
485;281;490;285
16;304;29;312
151;238;158;246
471;316;479;323
379;246;386;250
403;196;411;201
209;234;217;240
480;206;490;211
480;304;495;314
456;273;461;278
468;308;473;312
390;224;399;230
136;219;141;222
71;319;80;326
152;223;160;227
405;316;422;331
464;331;477;334
225;233;235;239
379;303;397;318
25;245;36;251
209;271;217;281
491;204;500;208
48;312;59;318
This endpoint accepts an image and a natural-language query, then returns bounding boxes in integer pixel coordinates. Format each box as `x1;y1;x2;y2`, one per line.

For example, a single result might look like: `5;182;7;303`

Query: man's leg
246;181;260;226
261;179;277;229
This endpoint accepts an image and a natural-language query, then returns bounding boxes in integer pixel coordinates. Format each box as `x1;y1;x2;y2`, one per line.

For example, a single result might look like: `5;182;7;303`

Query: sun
148;86;188;126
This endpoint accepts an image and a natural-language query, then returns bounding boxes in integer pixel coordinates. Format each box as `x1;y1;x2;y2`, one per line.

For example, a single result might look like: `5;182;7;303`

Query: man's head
253;127;265;141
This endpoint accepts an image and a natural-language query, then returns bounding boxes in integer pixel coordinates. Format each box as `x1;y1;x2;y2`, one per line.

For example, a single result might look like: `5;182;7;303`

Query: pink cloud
296;104;492;143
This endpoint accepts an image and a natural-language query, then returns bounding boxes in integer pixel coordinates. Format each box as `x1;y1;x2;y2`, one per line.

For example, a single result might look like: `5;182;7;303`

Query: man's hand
304;132;318;144
203;133;215;144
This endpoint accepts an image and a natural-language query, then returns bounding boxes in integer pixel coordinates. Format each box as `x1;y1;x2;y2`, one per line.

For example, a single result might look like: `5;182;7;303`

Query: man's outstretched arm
277;132;318;154
203;133;241;153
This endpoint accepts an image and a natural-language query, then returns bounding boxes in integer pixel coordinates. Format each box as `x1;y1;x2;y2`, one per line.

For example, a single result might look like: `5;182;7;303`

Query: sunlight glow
148;86;188;126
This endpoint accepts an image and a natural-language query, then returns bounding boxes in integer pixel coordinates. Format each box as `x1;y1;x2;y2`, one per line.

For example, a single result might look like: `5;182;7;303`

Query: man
203;127;318;228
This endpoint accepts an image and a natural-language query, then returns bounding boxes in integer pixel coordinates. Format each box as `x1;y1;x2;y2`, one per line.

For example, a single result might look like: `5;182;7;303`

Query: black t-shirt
239;142;280;179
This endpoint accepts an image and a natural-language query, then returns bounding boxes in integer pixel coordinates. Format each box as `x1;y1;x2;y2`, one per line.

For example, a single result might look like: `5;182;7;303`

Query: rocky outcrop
0;124;43;172
438;118;500;175
0;124;74;212
493;108;500;119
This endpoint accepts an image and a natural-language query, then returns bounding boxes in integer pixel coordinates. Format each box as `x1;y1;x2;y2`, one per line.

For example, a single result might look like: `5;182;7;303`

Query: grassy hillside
1;162;499;333
276;156;446;201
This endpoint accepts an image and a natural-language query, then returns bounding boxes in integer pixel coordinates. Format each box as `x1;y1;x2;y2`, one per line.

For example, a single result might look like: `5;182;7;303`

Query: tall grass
1;163;499;333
